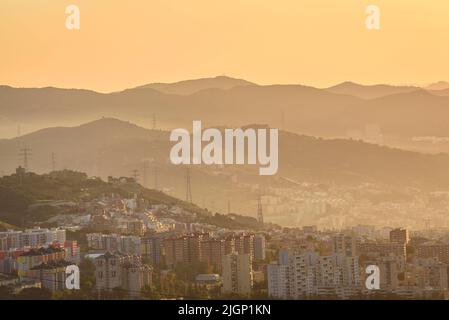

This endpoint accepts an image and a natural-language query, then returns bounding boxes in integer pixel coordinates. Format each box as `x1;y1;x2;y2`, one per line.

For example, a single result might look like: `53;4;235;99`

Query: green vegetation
0;170;269;231
0;170;209;227
174;261;209;281
149;271;210;300
199;213;264;231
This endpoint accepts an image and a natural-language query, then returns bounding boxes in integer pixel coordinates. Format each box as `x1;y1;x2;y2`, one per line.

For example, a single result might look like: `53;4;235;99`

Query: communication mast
185;167;192;203
152;113;156;130
51;152;56;172
131;169;139;182
257;194;264;224
19;148;32;171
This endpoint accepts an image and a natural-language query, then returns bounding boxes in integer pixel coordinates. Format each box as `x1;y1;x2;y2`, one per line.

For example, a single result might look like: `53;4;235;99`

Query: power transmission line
257;193;264;224
19;147;32;171
185;167;192;203
424;218;431;231
131;169;139;182
51;152;56;172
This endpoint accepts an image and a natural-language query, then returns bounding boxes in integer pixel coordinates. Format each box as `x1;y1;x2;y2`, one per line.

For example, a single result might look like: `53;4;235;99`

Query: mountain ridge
134;75;256;95
3;77;449;150
325;81;420;99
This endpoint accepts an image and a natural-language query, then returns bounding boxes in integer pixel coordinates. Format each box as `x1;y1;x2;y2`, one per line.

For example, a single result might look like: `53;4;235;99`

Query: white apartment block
221;253;253;296
87;233;141;255
0;228;66;250
332;234;358;257
122;263;153;297
94;252;152;296
267;251;360;299
267;263;290;298
95;252;126;290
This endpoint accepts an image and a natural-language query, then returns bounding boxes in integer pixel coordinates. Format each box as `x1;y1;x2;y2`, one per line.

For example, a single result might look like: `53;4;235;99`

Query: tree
174;261;208;282
142;285;161;300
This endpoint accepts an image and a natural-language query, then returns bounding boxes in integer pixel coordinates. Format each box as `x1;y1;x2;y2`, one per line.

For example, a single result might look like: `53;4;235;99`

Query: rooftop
20;246;65;257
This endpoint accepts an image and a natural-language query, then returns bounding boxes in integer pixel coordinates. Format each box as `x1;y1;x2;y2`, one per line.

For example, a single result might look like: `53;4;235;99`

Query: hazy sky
1;0;449;92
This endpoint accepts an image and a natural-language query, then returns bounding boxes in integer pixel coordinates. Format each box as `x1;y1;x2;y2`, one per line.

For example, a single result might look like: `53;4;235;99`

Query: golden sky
1;0;449;92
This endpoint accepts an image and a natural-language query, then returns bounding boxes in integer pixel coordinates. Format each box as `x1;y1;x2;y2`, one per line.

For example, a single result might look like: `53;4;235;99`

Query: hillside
0;170;265;230
2;118;449;224
325;82;419;99
135;75;255;95
3;118;449;189
426;81;449;91
4;78;449;152
0;220;18;231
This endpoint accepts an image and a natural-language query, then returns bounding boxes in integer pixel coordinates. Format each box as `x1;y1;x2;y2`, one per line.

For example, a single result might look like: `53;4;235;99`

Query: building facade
221;253;253;296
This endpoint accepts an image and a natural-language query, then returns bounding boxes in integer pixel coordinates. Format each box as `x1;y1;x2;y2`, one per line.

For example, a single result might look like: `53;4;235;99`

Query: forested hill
0;170;265;230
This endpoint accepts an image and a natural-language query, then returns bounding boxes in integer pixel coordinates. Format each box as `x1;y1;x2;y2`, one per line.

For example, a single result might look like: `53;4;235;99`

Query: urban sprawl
1;192;449;300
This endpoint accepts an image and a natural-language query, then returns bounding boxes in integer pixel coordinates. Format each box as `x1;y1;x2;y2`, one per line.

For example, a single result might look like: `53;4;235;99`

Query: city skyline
2;0;449;304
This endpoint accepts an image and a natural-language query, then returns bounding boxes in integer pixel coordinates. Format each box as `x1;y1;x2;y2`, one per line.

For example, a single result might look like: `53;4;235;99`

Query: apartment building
163;233;207;267
141;236;163;265
390;228;410;245
357;241;406;259
267;262;290;298
332;234;358;257
267;251;360;299
63;240;80;264
234;234;255;261
221;253;253;296
121;263;153;297
200;238;226;272
26;260;72;293
95;252;125;290
17;246;67;277
0;228;66;250
413;257;449;291
254;234;266;261
94;252;152;296
416;243;449;264
87;233;141;255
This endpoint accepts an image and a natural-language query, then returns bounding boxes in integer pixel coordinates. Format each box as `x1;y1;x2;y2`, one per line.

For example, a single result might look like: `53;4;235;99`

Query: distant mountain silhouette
426;88;449;97
3;78;449;153
426;81;449;91
325;81;419;99
134;76;255;95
